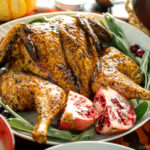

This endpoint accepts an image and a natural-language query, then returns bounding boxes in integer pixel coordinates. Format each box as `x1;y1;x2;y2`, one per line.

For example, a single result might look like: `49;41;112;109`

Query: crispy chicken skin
59;19;97;97
0;15;112;97
92;47;150;100
0;14;150;144
0;22;77;94
0;70;66;143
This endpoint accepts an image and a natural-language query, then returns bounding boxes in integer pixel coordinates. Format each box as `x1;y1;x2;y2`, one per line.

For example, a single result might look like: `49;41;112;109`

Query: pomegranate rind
94;86;136;134
59;91;98;131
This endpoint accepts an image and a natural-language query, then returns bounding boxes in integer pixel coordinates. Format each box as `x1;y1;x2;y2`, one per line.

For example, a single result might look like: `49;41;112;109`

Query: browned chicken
0;14;150;144
92;47;150;100
0;15;112;98
0;70;66;143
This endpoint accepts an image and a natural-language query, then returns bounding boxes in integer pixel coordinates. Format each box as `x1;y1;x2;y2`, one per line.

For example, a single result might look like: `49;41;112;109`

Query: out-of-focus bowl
132;0;150;29
0;115;15;150
96;0;113;7
45;141;133;150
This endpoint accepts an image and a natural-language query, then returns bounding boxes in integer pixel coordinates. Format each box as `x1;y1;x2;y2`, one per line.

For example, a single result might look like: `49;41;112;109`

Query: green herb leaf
0;99;32;127
72;127;96;141
28;15;73;24
47;127;76;141
103;13;136;62
7;118;33;133
28;17;49;24
139;51;150;88
135;102;148;121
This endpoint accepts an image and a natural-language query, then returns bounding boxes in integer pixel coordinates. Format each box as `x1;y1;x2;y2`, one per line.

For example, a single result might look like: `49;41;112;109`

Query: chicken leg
0;70;66;143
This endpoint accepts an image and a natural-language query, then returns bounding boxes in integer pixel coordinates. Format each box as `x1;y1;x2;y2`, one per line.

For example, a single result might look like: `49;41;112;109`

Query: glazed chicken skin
92;47;150;100
0;14;150;144
0;15;112;98
0;23;78;95
0;70;66;144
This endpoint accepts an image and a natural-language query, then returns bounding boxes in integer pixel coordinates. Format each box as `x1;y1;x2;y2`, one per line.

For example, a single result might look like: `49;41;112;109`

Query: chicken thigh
0;70;66;143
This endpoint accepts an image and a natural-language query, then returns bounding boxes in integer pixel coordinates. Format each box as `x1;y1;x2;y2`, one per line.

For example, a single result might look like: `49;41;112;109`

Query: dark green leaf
28;15;73;24
139;51;150;88
72;127;96;141
103;13;136;62
135;102;148;121
7;118;33;133
28;18;49;24
47;127;76;141
0;99;32;127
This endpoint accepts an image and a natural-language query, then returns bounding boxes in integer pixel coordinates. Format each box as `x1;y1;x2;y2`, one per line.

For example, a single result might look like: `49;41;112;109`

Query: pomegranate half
94;86;136;134
59;91;98;131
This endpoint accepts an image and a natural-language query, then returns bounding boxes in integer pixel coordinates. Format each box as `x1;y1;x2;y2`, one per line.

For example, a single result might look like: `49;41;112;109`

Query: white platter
0;11;150;145
45;141;133;150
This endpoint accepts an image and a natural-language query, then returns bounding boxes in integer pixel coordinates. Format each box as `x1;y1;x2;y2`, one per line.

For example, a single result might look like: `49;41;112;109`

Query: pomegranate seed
136;49;145;57
111;98;124;109
130;44;140;53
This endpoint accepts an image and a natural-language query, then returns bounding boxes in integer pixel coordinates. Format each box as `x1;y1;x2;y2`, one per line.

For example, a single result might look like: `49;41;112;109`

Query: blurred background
1;0;149;36
0;0;129;21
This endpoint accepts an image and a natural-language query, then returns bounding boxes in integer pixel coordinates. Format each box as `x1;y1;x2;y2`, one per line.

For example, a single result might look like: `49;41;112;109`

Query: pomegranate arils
111;98;124;109
136;49;145;57
59;91;98;131
77;106;96;118
130;44;140;53
94;86;136;134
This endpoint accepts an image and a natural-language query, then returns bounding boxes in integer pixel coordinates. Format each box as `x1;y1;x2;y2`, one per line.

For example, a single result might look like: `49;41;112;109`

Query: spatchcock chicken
0;14;150;144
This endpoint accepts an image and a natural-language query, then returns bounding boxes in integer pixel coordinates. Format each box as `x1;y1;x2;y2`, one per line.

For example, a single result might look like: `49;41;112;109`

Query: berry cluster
130;44;145;57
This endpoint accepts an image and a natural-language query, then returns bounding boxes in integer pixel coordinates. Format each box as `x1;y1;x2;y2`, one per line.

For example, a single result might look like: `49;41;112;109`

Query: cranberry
136;49;145;57
130;44;140;53
2;110;11;118
0;105;4;113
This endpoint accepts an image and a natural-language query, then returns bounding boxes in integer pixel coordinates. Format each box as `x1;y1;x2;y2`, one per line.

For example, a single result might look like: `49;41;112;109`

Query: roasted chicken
92;47;150;100
0;70;66;143
0;14;150;144
0;15;112;98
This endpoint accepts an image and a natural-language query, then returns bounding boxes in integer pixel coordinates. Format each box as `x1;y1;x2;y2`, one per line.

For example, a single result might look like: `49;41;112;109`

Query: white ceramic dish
45;141;133;150
0;11;150;145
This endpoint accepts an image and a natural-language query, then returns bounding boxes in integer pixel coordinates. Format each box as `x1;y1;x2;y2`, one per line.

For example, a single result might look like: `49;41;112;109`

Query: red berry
136;49;145;57
130;44;140;53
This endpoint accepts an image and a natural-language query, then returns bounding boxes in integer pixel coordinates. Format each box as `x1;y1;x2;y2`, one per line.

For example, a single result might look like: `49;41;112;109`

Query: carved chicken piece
92;47;150;100
0;70;66;143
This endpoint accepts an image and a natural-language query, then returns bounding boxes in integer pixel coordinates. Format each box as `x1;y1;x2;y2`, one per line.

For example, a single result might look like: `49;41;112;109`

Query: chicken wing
92;47;150;100
0;70;66;143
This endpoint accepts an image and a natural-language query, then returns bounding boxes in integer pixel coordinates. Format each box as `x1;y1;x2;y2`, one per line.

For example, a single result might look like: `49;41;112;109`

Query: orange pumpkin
0;0;37;21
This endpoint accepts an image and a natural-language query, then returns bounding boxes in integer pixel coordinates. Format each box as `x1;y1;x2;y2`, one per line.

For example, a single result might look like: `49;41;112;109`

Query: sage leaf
135;102;148;121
